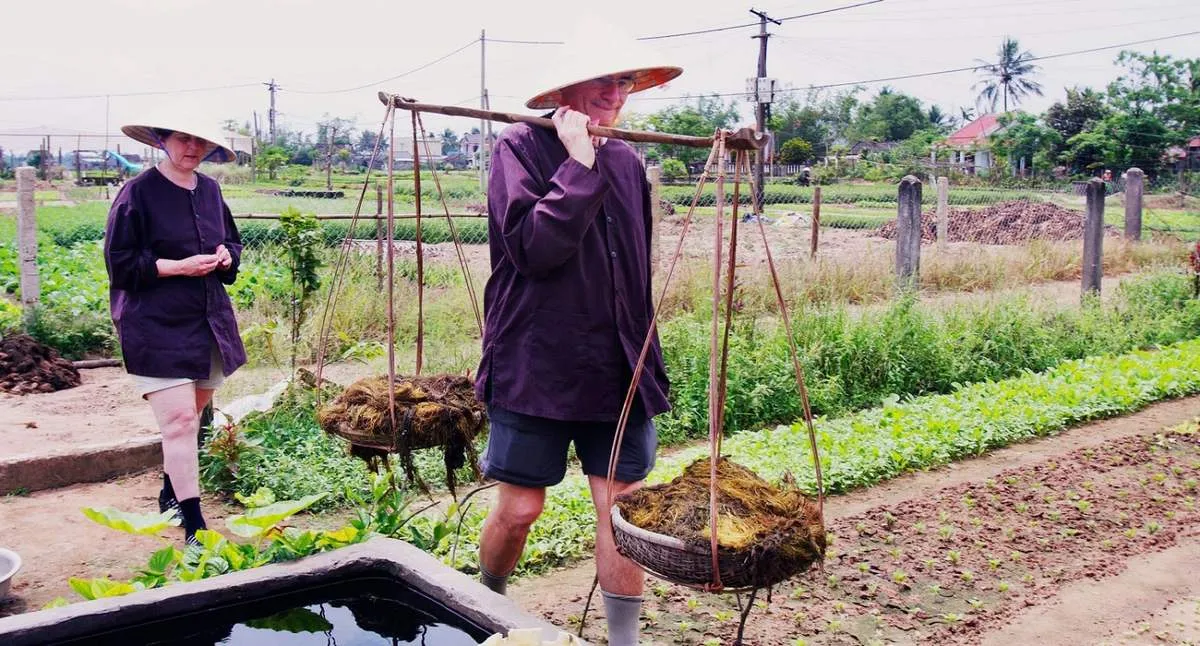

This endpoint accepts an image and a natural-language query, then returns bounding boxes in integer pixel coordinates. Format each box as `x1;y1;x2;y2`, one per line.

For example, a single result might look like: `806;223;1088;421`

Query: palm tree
973;37;1043;113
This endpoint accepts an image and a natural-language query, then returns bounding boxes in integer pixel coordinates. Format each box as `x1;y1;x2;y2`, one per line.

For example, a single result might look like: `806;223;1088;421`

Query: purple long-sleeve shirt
103;167;247;379
475;122;670;422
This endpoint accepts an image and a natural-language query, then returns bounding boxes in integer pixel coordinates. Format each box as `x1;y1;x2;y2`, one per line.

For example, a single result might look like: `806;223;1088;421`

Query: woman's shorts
480;405;658;488
131;345;226;399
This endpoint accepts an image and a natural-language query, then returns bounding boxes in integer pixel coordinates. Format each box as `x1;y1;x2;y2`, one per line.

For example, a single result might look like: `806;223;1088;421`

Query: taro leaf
234;487;277;509
68;577;138;601
82;507;179;535
321;525;359;545
225;493;327;538
244;607;333;633
41;597;70;610
145;546;180;575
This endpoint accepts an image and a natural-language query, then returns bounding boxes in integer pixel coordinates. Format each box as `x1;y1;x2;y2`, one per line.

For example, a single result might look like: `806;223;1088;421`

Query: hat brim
121;124;238;164
526;66;683;110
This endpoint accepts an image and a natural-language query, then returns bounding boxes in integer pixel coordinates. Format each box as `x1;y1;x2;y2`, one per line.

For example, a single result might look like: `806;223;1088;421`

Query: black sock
178;497;206;542
161;473;176;500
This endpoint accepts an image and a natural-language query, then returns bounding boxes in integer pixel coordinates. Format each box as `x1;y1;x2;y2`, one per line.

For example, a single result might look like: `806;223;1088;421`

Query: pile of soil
316;373;485;495
0;334;80;395
877;200;1104;245
615;456;825;589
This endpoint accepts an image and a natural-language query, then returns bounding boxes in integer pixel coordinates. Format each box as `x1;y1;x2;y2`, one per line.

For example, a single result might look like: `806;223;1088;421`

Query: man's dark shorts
481;405;658;487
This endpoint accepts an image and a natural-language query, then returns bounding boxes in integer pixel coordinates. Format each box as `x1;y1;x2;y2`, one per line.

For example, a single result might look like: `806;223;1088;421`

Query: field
2;168;1200;644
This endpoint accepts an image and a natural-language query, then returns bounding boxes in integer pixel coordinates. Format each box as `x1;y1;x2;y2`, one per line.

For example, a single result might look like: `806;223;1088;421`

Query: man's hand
214;244;233;270
552;107;597;169
157;254;221;277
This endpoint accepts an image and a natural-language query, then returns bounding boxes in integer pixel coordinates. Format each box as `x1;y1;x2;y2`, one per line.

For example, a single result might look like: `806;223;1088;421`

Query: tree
927;106;951;132
255;145;290;180
778;138;814;164
974;37;1043;112
645;95;740;166
990;112;1061;174
768;88;860;158
1107;51;1200;133
441;129;460;156
356;130;380;155
1045;87;1109;144
848;90;927;142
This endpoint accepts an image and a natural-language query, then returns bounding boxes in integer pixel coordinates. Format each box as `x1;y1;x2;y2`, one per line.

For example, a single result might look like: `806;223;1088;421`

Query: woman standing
104;120;246;545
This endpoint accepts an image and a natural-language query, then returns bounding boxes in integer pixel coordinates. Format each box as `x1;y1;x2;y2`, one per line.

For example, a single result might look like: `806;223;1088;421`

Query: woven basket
610;505;805;591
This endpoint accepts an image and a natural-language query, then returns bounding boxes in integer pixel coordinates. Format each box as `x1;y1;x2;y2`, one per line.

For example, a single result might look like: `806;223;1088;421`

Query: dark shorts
481;405;658;488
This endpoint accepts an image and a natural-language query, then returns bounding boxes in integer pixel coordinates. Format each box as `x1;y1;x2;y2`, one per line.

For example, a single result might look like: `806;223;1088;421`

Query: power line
0;82;260;102
630;30;1200;102
486;38;564;45
636;0;885;41
284;38;479;95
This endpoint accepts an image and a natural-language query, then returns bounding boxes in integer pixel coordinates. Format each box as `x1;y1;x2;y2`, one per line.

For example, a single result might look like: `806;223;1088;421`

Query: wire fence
10;166;1198;248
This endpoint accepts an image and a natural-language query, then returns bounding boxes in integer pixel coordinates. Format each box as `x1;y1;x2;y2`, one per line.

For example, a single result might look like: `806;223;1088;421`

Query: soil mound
0;333;81;395
877;199;1104;245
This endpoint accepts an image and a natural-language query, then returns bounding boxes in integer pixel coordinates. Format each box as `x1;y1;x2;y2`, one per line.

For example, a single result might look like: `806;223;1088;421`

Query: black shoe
159;486;181;519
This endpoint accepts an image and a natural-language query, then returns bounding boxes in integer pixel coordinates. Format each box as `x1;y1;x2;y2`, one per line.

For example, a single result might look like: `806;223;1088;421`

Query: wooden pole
380;94;768;151
810;185;821;260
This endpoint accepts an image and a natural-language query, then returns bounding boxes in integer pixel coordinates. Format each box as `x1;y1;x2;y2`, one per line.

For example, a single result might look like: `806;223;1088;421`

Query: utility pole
479;29;487;190
325;124;336;191
265;79;279;144
750;8;779;216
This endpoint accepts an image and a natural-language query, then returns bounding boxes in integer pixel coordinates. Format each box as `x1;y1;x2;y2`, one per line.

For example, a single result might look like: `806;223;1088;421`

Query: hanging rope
411;111;425;377
314;103;394;397
415;113;484;337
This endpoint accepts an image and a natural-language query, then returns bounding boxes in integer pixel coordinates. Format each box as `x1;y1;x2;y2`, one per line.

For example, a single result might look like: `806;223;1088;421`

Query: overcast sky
1;0;1197;156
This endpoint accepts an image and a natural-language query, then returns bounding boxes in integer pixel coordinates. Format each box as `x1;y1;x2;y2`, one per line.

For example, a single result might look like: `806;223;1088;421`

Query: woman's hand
157;254;221;277
552;107;597;169
214;245;233;270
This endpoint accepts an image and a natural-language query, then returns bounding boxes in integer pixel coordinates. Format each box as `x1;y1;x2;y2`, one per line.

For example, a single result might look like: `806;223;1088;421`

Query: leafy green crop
426;337;1200;577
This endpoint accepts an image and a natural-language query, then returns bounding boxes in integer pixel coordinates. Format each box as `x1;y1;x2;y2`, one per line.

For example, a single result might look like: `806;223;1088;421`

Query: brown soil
510;396;1200;646
877;200;1111;245
0;472;350;619
0;334;80;395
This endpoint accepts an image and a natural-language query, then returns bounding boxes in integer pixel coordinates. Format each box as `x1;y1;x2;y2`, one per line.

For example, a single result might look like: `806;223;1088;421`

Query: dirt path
0;367;157;460
509;395;1200;645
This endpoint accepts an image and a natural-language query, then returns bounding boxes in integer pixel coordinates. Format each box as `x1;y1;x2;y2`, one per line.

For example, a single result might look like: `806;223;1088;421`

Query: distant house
937;114;1003;175
460;132;498;168
1167;136;1200;173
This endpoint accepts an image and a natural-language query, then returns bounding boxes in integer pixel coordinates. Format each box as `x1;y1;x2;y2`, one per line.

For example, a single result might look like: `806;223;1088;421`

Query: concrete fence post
1082;177;1106;297
16;167;39;313
936;176;949;251
1124;167;1143;242
810;185;821;260
647;165;664;276
896;175;922;289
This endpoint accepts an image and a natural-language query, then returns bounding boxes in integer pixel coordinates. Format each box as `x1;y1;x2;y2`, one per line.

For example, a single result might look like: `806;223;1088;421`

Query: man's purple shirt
475;122;670;422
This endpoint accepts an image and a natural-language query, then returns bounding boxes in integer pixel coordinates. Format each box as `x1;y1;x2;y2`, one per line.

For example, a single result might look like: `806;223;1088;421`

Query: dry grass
655;236;1186;317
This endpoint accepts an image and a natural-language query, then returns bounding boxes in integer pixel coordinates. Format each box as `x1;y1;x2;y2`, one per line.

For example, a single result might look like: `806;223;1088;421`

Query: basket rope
603;133;826;593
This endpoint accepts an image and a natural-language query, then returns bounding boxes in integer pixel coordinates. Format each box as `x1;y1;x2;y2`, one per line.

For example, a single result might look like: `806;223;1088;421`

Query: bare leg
478;482;546;583
147;383;201;501
587;475;645;596
195;388;214;414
